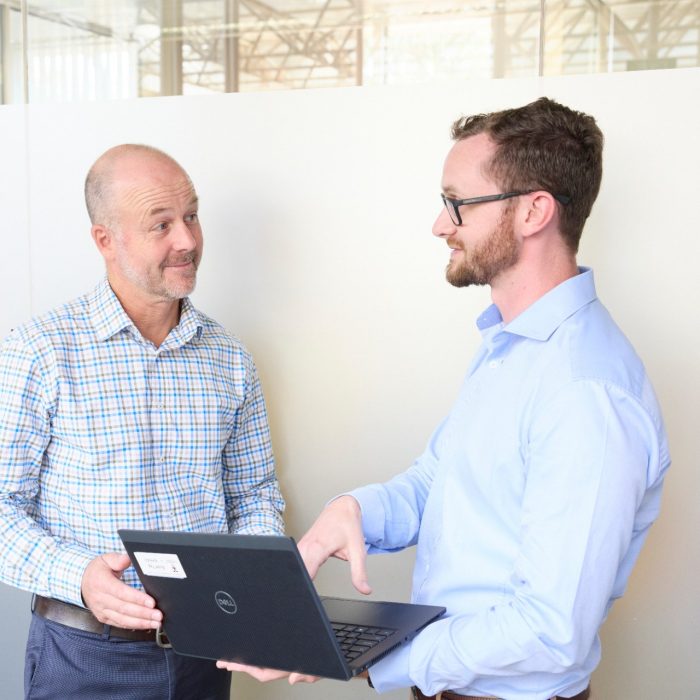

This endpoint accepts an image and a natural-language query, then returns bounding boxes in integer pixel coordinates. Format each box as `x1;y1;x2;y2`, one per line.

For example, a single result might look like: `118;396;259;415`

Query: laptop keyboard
331;622;395;661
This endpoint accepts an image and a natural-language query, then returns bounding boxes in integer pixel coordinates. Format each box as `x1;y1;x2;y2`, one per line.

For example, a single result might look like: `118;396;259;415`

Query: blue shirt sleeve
222;355;285;535
0;333;95;605
351;415;447;552
360;379;666;695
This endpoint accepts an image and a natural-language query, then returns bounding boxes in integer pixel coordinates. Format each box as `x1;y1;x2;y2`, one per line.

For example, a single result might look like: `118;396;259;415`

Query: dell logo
215;590;238;615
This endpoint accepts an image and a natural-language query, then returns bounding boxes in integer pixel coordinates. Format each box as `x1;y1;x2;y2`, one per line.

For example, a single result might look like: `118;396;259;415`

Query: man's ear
519;192;558;239
91;224;115;260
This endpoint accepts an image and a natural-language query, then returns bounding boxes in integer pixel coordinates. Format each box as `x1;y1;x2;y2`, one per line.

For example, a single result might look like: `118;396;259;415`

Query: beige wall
0;68;698;699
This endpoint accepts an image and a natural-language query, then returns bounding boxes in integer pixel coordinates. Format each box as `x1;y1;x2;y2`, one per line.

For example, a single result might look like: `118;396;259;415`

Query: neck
490;253;579;324
107;275;181;347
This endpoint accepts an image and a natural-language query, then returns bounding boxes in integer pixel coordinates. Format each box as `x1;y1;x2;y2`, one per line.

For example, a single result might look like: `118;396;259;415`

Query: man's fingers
297;495;373;593
215;661;290;682
101;606;162;629
82;554;160;625
213;660;319;685
100;551;132;573
344;501;372;594
92;592;162;627
94;573;158;611
289;673;320;684
346;530;371;595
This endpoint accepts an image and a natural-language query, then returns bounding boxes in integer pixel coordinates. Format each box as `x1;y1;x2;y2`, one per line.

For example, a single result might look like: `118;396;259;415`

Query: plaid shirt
0;279;284;606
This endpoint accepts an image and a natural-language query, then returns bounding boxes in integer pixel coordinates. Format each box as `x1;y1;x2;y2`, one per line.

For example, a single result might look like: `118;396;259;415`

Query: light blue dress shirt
352;268;669;699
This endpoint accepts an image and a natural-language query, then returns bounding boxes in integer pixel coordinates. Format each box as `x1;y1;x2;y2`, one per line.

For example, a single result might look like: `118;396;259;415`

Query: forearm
223;357;285;534
350;458;436;552
226;472;285;535
370;600;594;695
0;337;94;603
0;502;95;605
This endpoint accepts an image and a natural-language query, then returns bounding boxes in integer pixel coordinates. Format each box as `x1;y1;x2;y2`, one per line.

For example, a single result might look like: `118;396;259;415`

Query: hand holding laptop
215;659;319;684
217;496;368;684
215;528;324;685
118;526;444;682
82;552;162;630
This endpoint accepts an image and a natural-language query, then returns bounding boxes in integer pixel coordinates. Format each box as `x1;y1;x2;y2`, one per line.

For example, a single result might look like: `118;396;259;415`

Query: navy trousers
25;613;231;700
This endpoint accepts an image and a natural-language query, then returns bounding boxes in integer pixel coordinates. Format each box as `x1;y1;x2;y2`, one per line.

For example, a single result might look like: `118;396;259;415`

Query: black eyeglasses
440;190;571;226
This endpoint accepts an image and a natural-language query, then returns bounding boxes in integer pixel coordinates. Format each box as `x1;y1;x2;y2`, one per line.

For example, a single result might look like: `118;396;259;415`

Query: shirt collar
89;278;204;346
477;267;598;342
165;296;204;348
89;278;134;341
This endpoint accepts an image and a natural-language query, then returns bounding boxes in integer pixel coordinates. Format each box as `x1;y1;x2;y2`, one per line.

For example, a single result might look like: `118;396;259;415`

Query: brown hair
451;97;603;252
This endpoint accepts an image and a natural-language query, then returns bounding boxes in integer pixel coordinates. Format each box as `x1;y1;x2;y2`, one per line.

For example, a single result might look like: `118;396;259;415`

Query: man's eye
185;213;199;223
155;222;169;232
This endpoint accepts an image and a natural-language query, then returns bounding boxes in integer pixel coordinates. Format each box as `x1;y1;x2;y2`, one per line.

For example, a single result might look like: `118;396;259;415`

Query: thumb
100;552;132;573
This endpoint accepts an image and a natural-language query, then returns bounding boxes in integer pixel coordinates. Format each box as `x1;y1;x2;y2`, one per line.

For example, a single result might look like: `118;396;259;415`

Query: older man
0;144;285;699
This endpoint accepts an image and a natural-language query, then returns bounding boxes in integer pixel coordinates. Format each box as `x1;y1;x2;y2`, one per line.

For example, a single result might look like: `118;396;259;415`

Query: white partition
1;68;698;699
0;106;30;332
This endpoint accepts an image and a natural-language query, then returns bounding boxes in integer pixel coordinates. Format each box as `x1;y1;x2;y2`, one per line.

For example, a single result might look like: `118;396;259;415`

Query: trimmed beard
446;208;520;288
115;243;200;301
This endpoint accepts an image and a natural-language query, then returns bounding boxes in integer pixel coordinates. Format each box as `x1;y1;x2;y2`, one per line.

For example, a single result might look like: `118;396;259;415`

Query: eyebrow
147;196;199;219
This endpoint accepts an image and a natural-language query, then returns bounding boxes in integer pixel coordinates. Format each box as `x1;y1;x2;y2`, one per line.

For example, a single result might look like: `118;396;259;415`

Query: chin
165;275;197;299
160;283;196;300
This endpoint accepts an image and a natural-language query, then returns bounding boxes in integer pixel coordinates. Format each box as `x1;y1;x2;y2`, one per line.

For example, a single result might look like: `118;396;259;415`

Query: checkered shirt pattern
0;279;285;606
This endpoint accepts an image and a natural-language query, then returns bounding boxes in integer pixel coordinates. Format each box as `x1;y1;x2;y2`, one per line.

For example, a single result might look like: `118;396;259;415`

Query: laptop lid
118;530;445;680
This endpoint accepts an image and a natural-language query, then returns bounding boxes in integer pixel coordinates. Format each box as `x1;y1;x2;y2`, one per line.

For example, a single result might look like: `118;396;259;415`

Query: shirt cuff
346;485;387;545
49;546;96;607
366;639;413;692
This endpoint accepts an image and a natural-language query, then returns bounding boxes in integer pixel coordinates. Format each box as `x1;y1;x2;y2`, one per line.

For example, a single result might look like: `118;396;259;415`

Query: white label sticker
134;551;187;579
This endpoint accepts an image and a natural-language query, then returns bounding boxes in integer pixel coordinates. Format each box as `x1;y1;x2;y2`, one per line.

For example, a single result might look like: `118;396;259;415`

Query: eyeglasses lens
445;199;459;226
442;197;459;226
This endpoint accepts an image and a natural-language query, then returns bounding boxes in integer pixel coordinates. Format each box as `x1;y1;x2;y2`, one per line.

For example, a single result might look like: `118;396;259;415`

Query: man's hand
215;660;319;684
297;495;371;595
214;497;369;684
81;552;162;629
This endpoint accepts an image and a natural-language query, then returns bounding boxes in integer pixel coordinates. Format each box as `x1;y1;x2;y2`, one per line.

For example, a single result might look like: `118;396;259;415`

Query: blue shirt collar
477;267;598;342
89;278;203;346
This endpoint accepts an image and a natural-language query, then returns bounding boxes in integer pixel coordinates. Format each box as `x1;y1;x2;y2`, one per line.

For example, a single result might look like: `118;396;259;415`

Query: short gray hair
84;144;185;226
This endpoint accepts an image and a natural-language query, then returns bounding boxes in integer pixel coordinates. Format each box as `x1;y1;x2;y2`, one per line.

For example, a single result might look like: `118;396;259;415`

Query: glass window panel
1;5;23;104
0;0;695;104
25;1;140;102
542;0;700;75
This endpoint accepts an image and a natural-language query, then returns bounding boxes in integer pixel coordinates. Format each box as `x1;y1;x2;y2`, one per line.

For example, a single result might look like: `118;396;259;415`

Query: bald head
85;144;189;226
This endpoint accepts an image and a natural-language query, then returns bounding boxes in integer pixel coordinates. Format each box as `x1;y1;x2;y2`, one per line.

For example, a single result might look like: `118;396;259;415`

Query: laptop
118;530;445;680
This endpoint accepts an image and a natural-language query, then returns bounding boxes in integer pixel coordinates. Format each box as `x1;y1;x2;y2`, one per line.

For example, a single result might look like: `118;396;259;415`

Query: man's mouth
165;257;196;269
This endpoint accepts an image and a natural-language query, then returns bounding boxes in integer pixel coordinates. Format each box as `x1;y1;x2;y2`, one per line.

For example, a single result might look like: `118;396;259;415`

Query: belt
33;595;158;642
412;685;591;700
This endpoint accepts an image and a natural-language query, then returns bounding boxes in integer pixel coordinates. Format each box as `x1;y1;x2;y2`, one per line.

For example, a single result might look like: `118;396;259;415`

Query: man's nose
172;220;198;250
432;206;457;238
